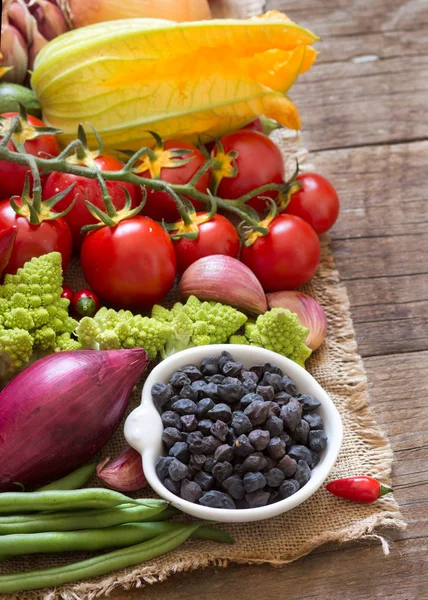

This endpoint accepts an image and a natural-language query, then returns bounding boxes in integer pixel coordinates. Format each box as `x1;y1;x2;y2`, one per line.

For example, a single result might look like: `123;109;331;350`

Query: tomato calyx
64;124;104;168
130;132;194;178
10;169;77;226
239;198;277;247
164;195;217;241
81;172;146;232
275;161;302;213
0;104;61;153
210;138;239;195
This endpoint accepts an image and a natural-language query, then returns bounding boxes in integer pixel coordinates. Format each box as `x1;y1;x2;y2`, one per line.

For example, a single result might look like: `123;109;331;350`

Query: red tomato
61;286;74;302
80;217;177;309
72;289;101;318
173;214;240;273
139;140;209;222
240;215;320;291
43;154;140;250
214;130;284;212
0;200;72;275
285;173;340;234
0;113;59;201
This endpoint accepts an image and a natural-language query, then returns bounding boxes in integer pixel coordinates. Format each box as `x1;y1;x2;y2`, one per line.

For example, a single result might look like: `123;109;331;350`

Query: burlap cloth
1;3;406;598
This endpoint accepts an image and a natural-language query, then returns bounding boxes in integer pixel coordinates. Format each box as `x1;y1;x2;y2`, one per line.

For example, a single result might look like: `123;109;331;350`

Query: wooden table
113;1;428;597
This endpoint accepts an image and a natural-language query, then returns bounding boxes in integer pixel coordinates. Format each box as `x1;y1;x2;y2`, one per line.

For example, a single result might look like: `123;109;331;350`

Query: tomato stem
0;120;295;229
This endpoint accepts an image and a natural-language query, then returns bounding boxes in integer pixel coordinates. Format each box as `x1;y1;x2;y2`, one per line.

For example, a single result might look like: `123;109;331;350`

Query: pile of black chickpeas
153;351;327;509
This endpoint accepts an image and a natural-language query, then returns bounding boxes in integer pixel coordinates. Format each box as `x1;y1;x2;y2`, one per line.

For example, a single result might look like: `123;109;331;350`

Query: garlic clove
97;447;147;492
179;254;268;315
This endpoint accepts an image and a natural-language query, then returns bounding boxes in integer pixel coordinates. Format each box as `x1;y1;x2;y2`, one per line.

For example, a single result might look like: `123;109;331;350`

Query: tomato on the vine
43;154;140;250
135;140;209;222
72;289;101;318
240;214;321;291
81;216;177;309
0;199;72;275
285;173;340;234
212;130;284;213
173;214;240;273
0;112;59;201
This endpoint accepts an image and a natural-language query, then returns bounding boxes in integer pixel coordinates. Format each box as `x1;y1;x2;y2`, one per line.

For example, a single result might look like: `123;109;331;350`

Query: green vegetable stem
0;525;200;593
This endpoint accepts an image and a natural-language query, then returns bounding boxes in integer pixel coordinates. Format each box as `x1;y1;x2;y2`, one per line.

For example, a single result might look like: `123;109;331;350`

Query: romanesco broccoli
244;308;312;367
152;296;248;357
0;253;80;373
76;308;172;360
75;296;248;360
229;335;250;345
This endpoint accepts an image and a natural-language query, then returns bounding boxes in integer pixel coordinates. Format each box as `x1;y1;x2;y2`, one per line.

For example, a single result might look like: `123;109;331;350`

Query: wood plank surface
113;0;428;598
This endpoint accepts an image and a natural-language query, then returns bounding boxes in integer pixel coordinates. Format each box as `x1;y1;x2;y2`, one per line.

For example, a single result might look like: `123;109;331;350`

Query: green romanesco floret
0;252;77;372
97;330;121;350
158;308;194;358
229;335;250;345
76;308;172;360
183;296;248;345
0;328;33;370
75;317;101;349
55;333;82;352
245;308;312;368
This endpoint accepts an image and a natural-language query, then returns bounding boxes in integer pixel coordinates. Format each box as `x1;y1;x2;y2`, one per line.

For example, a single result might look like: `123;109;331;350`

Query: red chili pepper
0;226;17;277
61;285;74;302
326;476;392;503
72;289;101;318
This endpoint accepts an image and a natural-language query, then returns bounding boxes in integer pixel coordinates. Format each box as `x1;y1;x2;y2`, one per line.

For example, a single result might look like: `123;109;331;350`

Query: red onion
97;447;147;491
0;348;148;491
179;255;268;315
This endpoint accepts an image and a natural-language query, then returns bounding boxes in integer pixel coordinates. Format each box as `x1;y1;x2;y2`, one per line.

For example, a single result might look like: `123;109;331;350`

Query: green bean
0;524;199;593
0;522;233;556
0;501;166;535
0;489;148;513
148;505;180;521
37;464;97;491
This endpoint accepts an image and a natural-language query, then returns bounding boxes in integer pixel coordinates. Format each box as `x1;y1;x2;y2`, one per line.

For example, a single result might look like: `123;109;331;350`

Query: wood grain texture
112;0;428;597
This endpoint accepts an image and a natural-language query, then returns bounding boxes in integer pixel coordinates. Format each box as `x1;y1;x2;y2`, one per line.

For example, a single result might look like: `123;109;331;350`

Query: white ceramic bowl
125;345;342;523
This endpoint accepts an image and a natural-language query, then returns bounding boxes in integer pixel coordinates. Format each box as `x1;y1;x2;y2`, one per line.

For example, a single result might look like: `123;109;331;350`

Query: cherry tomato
80;217;177;309
72;289;101;318
173;214;240;273
285;173;340;234
43;154;140;250
139;140;209;222
61;286;74;302
0;113;59;201
240;215;321;291
214;130;284;212
0;200;72;275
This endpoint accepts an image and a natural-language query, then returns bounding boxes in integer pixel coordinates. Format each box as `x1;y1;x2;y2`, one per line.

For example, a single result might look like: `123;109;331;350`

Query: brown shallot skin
0;348;148;491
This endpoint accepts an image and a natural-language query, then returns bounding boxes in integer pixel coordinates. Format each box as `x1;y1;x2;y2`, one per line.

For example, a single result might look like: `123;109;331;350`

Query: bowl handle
124;398;164;456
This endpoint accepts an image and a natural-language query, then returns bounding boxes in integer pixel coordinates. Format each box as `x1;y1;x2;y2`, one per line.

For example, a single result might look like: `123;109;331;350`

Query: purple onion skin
0;348;148;491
